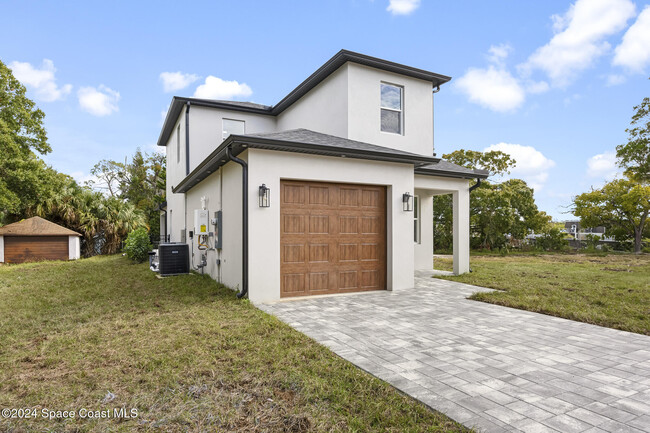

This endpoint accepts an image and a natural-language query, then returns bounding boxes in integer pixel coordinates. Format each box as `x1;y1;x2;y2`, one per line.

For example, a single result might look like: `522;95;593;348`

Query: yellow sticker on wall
201;225;206;233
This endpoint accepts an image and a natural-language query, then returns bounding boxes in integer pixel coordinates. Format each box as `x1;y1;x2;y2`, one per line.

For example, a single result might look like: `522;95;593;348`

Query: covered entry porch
414;174;477;275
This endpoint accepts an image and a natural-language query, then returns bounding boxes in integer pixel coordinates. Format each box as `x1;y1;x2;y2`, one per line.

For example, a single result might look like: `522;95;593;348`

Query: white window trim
380;82;404;135
414;195;421;244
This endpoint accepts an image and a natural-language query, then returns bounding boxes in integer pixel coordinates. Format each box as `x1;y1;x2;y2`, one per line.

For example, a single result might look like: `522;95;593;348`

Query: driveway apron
259;272;650;433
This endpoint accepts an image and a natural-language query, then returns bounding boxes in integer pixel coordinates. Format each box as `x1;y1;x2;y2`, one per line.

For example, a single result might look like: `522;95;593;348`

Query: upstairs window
176;125;181;163
222;119;245;141
380;83;403;134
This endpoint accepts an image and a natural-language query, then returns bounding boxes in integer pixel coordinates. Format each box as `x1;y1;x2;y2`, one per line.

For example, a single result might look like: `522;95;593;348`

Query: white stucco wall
68;236;80;260
183;159;244;292
189;105;276;170
0;235;4;262
277;65;348;137
347;63;434;157
414;192;433;270
247;148;415;303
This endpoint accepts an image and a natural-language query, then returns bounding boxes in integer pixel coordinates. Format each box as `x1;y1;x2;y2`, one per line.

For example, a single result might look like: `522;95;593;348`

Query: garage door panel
282;214;306;234
339;188;359;207
361;189;381;208
339;216;358;234
283;273;306;294
308;186;330;205
4;236;68;263
308;215;330;234
283;184;305;205
281;180;386;297
308;243;330;263
308;272;330;292
282;244;305;264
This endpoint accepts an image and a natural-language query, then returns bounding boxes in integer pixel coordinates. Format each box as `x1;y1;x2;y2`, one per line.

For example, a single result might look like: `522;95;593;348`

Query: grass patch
0;255;468;432
435;254;650;335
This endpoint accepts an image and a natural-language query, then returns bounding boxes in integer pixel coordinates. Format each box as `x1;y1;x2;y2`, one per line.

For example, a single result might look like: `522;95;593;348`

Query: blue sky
2;0;649;219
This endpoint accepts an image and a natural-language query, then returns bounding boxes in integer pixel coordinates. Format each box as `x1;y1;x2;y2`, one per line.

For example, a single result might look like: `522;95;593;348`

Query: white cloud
521;0;636;87
77;85;120;116
487;43;512;65
455;65;525;112
525;80;550;94
193;76;252;100
159;71;200;92
387;0;420;15
484;142;556;191
613;6;650;73
606;74;627;86
586;151;618;180
8;59;72;102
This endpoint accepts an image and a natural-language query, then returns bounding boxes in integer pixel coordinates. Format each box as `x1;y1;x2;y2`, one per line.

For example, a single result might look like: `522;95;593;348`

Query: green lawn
434;254;650;335
0;256;468;432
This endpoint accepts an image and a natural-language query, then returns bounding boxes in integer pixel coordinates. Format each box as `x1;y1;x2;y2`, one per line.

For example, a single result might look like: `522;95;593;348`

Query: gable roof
0;216;81;237
158;49;451;147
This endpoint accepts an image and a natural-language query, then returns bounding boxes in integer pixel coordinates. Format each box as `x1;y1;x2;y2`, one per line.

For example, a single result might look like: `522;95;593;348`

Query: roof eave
172;135;440;194
415;167;489;180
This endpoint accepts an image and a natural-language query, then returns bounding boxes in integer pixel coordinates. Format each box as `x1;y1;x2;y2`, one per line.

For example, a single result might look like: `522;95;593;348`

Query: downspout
185;101;191;176
226;145;248;299
469;177;482;193
432;86;440;156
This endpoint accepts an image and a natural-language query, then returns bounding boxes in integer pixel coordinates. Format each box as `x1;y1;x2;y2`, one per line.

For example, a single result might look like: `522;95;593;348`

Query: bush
535;227;569;252
123;227;152;263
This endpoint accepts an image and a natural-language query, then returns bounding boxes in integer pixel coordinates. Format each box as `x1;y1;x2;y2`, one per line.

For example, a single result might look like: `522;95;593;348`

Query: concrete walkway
259;273;650;433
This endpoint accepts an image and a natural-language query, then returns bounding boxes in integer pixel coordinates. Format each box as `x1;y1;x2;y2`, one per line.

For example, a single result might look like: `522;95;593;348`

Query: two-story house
157;50;487;302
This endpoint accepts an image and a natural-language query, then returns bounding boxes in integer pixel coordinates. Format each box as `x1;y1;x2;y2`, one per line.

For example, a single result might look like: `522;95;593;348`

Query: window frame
222;118;246;141
176;124;181;163
380;82;404;135
413;195;421;244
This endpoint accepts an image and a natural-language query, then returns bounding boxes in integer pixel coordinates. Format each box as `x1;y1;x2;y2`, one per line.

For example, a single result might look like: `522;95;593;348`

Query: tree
443;149;515;177
0;59;51;223
617;87;650;183
88;149;166;239
433;149;549;251
573;177;650;254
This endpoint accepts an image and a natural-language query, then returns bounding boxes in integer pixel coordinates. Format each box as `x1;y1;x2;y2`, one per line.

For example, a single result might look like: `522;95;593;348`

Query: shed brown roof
0;217;81;237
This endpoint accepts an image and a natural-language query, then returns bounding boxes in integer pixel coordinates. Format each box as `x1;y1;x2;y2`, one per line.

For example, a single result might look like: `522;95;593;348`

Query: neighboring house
157;49;487;302
0;217;81;263
562;221;612;241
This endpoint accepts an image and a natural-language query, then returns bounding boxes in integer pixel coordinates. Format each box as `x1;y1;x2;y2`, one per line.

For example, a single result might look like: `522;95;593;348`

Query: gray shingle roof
245;129;432;159
416;160;489;179
209;100;272;111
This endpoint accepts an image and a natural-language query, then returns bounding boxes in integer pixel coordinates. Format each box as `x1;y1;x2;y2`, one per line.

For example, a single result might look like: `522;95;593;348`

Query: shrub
123;227;152;263
536;227;569;252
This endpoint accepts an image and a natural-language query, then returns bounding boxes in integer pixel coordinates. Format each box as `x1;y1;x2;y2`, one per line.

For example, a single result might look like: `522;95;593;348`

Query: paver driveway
259;272;650;433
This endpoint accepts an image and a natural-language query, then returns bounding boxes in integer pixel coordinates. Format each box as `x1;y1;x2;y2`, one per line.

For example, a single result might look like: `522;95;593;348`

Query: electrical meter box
194;209;209;235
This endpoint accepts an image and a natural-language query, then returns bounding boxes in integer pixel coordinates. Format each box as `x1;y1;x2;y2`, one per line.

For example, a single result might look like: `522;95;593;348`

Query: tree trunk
634;228;642;254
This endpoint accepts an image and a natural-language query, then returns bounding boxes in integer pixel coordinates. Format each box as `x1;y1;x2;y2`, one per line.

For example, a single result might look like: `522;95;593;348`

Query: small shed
0;217;81;263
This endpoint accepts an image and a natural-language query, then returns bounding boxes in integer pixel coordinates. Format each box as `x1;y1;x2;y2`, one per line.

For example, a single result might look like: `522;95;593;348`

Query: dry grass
434;254;650;335
0;255;469;432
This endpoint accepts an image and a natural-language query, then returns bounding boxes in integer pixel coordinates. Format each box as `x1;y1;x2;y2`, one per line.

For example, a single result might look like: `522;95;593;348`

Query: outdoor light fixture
402;192;414;212
259;184;270;207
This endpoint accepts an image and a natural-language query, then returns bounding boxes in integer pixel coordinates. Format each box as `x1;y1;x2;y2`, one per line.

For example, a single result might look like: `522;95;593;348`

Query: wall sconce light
402;192;413;212
259;184;270;207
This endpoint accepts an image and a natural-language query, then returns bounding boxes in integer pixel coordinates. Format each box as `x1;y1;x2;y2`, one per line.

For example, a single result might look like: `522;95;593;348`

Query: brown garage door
280;180;386;297
4;236;69;263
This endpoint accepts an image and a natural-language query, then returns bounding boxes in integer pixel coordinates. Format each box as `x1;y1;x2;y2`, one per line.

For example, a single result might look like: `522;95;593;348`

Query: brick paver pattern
259;272;650;433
